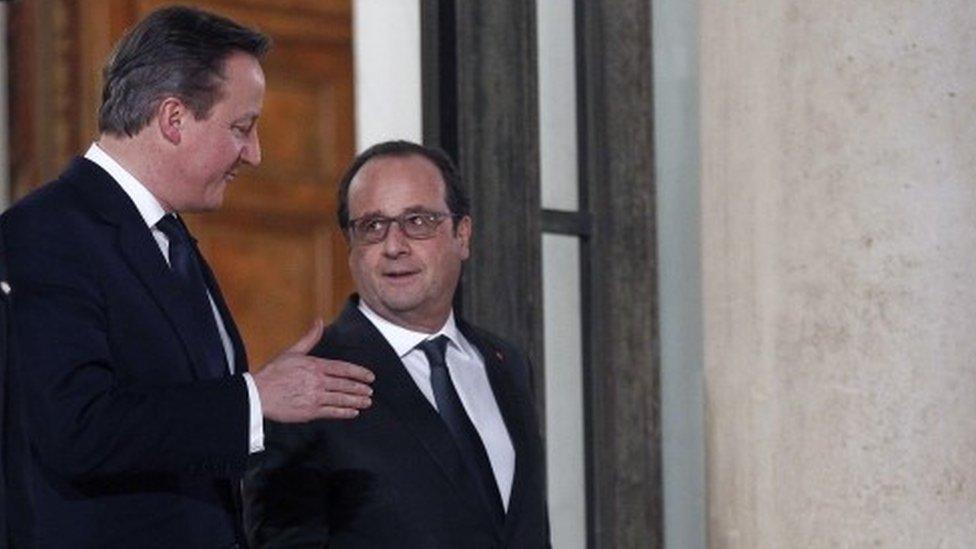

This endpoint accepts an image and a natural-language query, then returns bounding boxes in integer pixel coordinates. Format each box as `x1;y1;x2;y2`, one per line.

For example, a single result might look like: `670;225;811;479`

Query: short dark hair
337;140;471;232
98;5;270;137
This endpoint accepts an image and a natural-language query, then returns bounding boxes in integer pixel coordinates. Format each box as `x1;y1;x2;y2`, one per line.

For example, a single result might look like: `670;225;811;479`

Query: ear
455;215;472;260
157;97;186;145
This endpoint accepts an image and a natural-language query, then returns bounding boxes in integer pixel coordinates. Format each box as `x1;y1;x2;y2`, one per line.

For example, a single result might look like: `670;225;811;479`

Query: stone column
701;1;976;547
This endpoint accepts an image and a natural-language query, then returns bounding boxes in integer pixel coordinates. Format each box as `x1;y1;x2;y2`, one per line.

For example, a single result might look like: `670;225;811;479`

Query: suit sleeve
2;209;249;481
244;420;331;548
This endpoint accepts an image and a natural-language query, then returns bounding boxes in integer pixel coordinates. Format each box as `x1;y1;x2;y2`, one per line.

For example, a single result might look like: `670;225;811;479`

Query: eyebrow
354;205;444;219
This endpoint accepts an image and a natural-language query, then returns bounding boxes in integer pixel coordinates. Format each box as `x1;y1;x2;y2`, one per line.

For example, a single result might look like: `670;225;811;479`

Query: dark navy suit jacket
0;234;31;549
245;298;550;548
1;158;252;548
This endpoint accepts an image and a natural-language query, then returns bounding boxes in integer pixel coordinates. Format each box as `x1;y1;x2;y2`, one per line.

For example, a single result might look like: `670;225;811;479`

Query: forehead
347;154;448;215
211;52;265;114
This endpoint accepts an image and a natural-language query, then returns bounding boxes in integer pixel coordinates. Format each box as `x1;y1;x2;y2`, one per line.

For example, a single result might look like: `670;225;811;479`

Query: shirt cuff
242;372;265;453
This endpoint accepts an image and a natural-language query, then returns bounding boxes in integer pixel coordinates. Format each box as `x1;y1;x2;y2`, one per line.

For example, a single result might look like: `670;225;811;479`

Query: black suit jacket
245;298;550;548
1;235;9;547
1;157;252;548
0;234;28;549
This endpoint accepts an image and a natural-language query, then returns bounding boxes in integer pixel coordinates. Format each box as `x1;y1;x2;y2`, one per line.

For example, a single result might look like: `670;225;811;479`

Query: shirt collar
84;142;169;229
358;299;462;359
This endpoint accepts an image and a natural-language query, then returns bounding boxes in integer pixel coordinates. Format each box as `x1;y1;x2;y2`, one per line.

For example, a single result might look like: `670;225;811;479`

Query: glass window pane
542;233;586;549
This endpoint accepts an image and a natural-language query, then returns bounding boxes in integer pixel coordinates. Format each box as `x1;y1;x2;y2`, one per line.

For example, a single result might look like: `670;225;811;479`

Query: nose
241;128;262;166
381;221;410;257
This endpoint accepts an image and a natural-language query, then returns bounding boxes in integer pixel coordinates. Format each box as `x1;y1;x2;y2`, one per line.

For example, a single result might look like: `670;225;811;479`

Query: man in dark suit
245;141;551;548
0;241;7;547
1;7;374;548
1;237;32;549
1;237;23;549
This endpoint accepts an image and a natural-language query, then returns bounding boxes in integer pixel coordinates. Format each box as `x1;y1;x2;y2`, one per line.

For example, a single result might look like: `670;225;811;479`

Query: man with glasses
245;140;551;548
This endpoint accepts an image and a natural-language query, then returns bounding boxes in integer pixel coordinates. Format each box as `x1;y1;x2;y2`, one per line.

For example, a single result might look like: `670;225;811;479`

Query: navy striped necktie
156;214;228;379
418;336;505;523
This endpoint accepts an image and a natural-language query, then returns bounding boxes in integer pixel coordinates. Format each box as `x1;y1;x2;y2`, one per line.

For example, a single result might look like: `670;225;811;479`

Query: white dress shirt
84;143;265;453
358;300;516;508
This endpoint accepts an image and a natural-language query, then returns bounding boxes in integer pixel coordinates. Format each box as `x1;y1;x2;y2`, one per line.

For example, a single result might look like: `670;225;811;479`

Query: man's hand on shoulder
252;319;374;423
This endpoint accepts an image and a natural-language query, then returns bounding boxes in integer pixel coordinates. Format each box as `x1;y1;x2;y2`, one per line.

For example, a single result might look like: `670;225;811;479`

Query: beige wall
701;1;976;547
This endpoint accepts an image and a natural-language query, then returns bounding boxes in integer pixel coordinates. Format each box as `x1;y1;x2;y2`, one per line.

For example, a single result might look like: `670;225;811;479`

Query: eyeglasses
347;211;458;244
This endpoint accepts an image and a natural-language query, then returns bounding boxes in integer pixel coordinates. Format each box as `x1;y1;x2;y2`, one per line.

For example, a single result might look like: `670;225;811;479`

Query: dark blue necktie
418;336;505;523
156;215;228;379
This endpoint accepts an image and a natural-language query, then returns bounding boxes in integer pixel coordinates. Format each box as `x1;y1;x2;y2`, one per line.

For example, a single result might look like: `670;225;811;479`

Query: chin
201;192;228;211
372;291;424;313
381;298;422;314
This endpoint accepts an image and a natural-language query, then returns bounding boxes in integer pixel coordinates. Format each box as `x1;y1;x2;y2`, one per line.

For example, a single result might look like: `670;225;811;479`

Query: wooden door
11;0;356;367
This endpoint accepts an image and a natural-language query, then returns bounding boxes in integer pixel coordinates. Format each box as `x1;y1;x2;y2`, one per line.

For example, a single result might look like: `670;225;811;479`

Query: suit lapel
69;158;210;381
322;300;492;522
194;237;248;374
459;322;535;534
118;228;215;380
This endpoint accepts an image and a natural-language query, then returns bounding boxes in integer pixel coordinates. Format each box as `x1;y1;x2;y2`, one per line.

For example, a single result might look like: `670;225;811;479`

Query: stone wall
701;2;976;546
